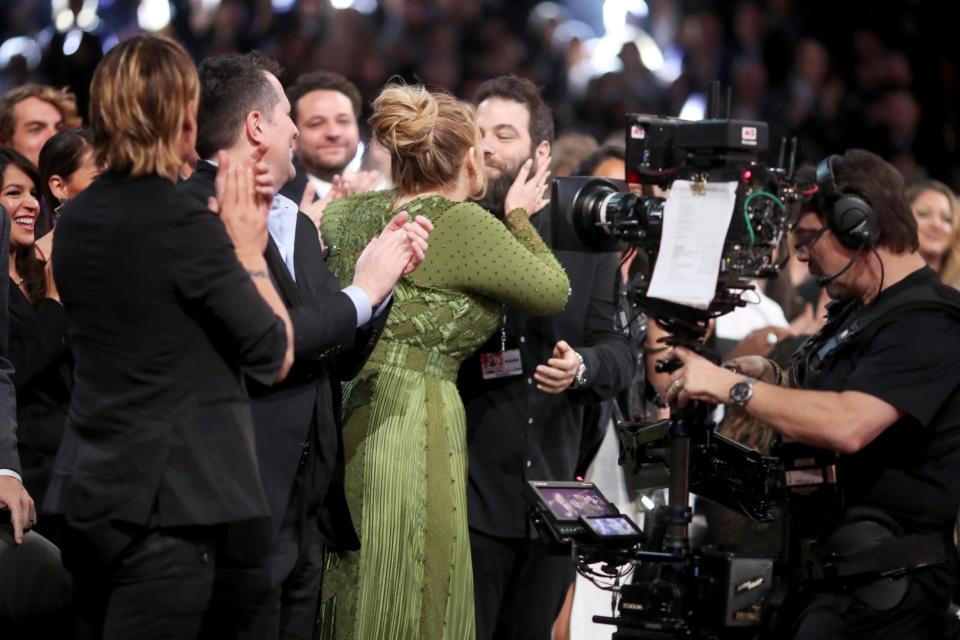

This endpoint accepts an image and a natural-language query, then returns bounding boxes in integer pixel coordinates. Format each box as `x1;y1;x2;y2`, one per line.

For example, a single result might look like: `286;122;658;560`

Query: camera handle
651;334;720;560
661;400;713;559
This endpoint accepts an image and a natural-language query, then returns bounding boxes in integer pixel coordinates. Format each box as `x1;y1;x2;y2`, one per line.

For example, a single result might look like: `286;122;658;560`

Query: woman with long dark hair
0;146;68;517
35;127;99;240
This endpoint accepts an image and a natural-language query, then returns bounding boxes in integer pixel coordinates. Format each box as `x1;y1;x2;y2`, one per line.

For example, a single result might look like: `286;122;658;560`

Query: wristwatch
729;377;757;407
571;353;587;389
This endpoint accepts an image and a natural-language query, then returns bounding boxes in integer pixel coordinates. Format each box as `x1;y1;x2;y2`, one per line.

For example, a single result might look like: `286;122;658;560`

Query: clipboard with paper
646;180;739;310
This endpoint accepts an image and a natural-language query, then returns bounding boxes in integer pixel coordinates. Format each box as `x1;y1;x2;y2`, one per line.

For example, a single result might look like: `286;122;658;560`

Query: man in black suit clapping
179;52;431;639
46;36;295;638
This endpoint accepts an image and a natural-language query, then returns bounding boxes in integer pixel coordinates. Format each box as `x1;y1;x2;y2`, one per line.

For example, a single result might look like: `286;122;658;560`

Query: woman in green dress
318;84;569;640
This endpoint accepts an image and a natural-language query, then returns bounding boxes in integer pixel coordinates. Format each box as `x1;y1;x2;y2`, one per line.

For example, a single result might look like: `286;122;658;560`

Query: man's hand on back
352;212;433;305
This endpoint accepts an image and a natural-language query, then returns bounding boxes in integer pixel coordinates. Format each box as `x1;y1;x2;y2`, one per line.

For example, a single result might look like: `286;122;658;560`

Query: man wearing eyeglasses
662;149;960;639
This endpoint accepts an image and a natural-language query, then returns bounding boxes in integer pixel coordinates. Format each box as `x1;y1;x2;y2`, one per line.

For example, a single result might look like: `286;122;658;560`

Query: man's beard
474;161;524;219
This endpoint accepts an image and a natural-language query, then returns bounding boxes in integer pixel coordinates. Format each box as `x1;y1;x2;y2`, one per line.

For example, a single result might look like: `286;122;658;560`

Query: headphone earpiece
815;155;879;251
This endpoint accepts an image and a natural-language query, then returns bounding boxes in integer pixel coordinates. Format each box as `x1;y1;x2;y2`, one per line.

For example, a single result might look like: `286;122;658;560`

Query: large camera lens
551;176;667;252
600;192;664;246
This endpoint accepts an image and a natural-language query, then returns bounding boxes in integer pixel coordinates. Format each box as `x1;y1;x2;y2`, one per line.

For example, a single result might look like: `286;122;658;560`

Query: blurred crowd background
1;0;958;188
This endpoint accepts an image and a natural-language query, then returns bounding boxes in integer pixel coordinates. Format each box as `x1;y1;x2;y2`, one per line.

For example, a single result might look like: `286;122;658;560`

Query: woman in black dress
0;146;68;517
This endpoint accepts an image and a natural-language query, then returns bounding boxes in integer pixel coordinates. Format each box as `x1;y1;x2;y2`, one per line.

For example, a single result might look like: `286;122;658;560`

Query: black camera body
611;549;774;634
618;418;786;524
525;481;777;638
551;110;798;322
624;113;769;186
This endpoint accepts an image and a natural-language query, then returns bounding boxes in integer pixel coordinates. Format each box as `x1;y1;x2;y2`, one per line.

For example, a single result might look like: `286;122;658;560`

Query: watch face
730;380;753;405
573;362;587;387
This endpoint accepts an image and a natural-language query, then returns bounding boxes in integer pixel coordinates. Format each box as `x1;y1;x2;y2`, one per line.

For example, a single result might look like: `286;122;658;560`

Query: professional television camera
552;86;800;327
526;480;776;639
532;85;804;638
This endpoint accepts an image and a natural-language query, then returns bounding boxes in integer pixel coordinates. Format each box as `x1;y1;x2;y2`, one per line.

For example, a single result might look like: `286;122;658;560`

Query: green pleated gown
317;191;569;640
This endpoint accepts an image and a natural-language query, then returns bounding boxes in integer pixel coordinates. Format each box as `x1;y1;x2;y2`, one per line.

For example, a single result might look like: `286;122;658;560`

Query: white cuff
342;285;374;328
0;469;22;483
373;292;393;319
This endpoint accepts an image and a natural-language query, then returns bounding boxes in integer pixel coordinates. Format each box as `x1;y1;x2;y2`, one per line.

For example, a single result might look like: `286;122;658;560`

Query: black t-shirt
804;267;960;533
801;267;960;596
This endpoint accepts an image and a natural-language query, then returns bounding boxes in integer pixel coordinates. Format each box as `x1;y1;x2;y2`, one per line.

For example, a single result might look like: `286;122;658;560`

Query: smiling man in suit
179;51;431;639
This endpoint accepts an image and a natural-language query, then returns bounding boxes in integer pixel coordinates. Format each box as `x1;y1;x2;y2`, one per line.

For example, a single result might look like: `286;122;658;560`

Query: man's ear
534;139;551;168
180;103;197;159
465;146;477;176
182;103;197;138
48;175;68;202
464;146;484;196
245;110;265;146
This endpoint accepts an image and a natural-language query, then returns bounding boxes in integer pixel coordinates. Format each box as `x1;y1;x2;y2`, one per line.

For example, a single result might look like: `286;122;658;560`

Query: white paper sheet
646;180;739;310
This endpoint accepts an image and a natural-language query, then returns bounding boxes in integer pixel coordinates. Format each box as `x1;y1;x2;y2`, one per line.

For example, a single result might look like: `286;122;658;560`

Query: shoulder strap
806;280;960;375
849;281;960;347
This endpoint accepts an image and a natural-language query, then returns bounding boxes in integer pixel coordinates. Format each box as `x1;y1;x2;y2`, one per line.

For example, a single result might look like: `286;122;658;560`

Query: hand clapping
300;176;352;231
208;146;274;259
352;212;433;306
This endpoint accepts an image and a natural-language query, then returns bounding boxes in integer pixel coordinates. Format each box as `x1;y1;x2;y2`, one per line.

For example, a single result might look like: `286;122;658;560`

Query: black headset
815;155;880;250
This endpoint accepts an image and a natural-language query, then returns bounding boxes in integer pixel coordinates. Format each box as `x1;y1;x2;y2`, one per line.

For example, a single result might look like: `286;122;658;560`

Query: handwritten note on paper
646;180;738;310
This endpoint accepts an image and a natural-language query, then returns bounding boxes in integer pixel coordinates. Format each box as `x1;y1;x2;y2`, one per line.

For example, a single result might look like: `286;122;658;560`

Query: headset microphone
812;154;878;286
814;248;863;286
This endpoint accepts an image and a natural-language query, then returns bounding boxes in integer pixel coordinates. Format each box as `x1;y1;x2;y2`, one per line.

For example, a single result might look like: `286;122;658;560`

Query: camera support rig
540;82;802;638
593;324;785;639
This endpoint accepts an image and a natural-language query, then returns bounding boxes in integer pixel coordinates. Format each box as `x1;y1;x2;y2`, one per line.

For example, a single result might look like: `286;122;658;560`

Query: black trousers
252;511;326;640
470;528;575;640
61;519;273;640
246;443;329;640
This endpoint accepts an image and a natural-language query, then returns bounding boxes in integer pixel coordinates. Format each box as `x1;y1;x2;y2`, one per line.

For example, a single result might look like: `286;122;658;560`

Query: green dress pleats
318;192;569;640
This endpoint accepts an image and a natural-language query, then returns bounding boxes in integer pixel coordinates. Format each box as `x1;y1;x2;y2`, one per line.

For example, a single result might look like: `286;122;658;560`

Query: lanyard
500;306;508;353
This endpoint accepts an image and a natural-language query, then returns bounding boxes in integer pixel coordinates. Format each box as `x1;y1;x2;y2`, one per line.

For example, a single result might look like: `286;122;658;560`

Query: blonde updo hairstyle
369;84;486;198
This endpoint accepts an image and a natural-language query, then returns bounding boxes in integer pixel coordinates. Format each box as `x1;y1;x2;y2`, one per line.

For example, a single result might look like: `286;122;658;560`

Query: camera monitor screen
582;515;642;542
533;484;617;522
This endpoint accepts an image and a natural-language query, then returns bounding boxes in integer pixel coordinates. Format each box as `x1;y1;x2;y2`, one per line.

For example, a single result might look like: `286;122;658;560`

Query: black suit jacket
44;172;287;544
180;162;385;550
278;156;310;205
459;209;636;538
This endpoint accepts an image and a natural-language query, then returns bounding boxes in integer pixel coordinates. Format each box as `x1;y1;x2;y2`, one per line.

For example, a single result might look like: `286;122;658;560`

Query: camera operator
664;149;960;639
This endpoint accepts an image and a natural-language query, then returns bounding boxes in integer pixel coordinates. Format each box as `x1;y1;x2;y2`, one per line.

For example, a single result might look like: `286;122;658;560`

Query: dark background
1;0;958;186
